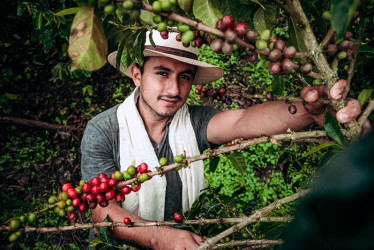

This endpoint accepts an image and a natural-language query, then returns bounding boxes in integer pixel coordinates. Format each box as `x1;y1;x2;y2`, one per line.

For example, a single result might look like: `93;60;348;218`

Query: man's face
132;56;196;119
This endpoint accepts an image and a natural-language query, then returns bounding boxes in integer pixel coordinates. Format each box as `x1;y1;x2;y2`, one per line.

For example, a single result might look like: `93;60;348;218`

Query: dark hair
135;57;149;74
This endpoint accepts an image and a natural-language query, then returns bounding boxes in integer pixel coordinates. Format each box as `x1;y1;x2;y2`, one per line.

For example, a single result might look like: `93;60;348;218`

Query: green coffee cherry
177;23;190;32
122;0;134;10
173;155;184;163
129;9;140;20
153;14;163;24
256;39;268;50
28;213;36;224
19;215;27;224
48;196;57;204
114;170;123;180
138;173;149;182
127;165;136;176
152;1;162;12
122;170;132;180
9;220;20;230
8;232;18;242
260;29;270;40
159;157;168;166
181;30;194;44
157;22;167;32
104;4;114;15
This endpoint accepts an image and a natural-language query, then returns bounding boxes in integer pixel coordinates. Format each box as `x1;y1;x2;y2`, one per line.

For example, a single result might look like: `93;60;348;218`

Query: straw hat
107;30;224;84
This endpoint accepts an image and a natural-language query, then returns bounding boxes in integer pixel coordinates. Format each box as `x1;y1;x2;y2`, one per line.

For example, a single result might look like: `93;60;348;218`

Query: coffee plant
1;0;373;249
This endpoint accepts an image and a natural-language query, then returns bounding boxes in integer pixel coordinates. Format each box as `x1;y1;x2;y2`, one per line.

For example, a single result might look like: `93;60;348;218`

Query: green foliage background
0;0;373;249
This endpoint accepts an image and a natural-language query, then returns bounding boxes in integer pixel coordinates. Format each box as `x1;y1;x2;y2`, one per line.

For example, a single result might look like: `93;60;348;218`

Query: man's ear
131;65;142;87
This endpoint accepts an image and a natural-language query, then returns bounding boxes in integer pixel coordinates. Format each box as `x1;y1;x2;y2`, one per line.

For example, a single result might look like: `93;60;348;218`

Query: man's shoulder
187;104;220;117
88;105;120;128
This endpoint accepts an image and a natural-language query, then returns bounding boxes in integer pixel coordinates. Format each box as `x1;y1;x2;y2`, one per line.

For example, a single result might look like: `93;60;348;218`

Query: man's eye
180;75;192;81
157;72;168;76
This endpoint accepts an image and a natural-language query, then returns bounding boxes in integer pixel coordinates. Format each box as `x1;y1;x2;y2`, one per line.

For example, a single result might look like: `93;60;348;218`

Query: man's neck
137;100;169;146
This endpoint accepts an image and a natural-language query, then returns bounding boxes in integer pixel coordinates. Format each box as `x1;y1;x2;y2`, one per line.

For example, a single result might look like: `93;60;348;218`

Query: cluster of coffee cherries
97;0;142;20
47;162;155;224
194;84;228;102
6;213;37;242
209;15;248;55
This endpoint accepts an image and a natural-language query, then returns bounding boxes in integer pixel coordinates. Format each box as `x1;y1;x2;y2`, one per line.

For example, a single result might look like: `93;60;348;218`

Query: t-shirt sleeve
188;105;221;152
80;114;119;182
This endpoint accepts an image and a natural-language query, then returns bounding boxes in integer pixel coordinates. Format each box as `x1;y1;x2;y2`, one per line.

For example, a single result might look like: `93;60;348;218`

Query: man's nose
165;76;180;97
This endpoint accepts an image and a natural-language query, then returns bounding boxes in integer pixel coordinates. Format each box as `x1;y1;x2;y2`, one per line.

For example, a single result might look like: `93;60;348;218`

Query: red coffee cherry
79;202;88;212
105;189;116;200
62;183;72;193
108;178;118;188
90;177;100;186
91;185;100;195
173;212;183;223
86;193;96;202
123;217;131;225
115;193;125;203
72;198;81;207
67;188;78;199
99;200;109;208
121;186;131;195
68;212;78;223
131;183;141;192
96;194;105;203
233;22;247;37
137;163;148;173
82;183;92;193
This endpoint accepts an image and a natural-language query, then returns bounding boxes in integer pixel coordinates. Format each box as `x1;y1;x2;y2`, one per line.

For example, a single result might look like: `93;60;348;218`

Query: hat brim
107;49;224;85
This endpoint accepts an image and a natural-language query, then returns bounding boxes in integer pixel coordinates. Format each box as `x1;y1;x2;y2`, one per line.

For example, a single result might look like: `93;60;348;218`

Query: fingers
361;120;372;138
300;86;325;103
191;232;203;244
336;98;361;123
330;79;347;100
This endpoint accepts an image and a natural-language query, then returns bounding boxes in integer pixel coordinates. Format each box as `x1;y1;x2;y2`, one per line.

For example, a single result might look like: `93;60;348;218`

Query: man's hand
300;79;361;125
151;227;202;250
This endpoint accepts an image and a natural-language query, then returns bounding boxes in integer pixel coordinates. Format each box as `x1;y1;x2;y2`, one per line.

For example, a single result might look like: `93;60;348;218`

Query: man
80;30;362;249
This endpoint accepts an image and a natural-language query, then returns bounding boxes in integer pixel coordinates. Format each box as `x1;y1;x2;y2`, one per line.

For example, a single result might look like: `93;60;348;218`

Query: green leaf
54;7;79;16
193;0;221;28
323;110;345;146
116;37;127;70
89;238;103;248
140;9;154;26
253;4;276;34
357;89;373;106
288;17;307;52
0;200;31;210
358;44;374;54
331;0;358;39
272;75;286;95
319;149;340;167
99;215;111;244
133;30;147;66
298;142;338;160
37;12;43;30
178;0;194;14
68;5;108;72
209;156;220;172
228;152;247;175
300;0;327;35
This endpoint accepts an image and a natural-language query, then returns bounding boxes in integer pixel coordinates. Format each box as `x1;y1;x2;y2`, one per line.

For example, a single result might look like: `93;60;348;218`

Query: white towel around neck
116;87;205;221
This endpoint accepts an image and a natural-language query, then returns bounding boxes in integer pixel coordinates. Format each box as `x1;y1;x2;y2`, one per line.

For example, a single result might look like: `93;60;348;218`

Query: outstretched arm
207;80;362;145
91;200;202;250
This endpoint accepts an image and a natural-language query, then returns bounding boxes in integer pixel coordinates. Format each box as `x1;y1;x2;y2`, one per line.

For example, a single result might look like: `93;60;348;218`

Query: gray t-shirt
80;104;220;220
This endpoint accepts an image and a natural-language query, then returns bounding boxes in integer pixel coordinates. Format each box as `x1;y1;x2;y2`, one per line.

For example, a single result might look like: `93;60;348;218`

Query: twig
227;93;331;104
319;27;335;49
343;29;364;100
0;216;293;232
358;99;374;127
0;116;84;132
307;71;324;80
331;57;339;72
213;239;283;249
197;189;308;249
116;130;335;188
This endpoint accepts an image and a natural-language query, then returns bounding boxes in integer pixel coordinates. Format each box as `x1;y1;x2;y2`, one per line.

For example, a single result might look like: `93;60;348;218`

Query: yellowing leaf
68;5;108;72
